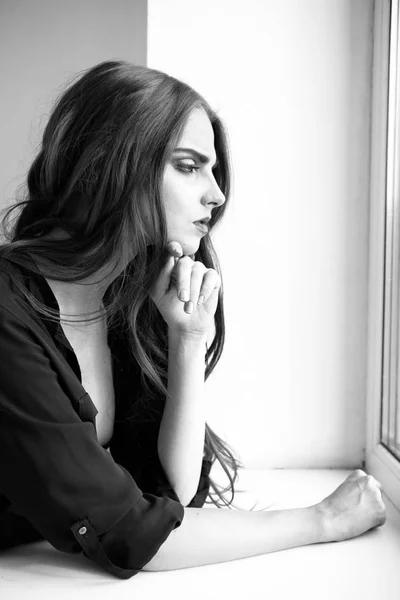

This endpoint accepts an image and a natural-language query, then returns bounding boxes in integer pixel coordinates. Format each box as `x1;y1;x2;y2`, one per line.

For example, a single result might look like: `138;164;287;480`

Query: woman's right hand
315;469;386;543
150;241;221;337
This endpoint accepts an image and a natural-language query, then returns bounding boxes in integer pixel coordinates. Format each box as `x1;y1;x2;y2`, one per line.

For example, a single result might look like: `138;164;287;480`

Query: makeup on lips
193;220;209;235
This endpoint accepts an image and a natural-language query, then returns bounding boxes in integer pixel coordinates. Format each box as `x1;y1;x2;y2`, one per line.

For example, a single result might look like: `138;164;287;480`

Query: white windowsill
1;469;399;600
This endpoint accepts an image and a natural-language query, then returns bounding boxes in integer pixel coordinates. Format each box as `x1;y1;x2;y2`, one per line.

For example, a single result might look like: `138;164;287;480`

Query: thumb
166;241;183;259
151;255;175;301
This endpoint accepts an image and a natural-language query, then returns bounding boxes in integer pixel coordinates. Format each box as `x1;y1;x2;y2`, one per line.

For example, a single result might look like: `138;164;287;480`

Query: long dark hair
0;60;242;507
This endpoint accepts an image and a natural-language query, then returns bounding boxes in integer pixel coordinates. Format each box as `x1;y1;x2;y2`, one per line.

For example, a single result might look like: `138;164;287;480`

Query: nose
201;176;226;208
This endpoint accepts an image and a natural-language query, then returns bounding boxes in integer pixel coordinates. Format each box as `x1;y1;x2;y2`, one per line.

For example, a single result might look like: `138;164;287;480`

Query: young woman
0;60;386;579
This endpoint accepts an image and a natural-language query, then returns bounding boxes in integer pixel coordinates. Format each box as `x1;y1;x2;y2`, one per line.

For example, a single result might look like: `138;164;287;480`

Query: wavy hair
0;60;242;507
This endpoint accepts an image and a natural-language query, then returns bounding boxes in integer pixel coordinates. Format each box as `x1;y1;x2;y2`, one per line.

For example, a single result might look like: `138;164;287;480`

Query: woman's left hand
149;241;221;337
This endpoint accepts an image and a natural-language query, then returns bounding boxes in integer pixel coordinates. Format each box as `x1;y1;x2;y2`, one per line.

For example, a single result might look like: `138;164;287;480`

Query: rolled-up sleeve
0;304;184;579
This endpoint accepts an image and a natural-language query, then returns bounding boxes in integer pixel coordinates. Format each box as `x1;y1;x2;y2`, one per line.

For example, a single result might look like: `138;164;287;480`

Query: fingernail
198;295;205;304
179;289;189;302
185;301;194;314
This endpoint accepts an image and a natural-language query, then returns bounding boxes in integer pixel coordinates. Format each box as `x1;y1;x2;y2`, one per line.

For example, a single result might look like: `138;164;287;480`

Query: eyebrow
172;147;219;169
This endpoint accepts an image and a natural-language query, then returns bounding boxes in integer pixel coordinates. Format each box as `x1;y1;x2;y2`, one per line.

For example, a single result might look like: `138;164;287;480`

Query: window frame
366;0;400;510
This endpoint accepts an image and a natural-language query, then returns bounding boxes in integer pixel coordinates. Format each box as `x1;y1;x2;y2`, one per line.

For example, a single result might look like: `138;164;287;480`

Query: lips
193;221;209;234
196;217;211;225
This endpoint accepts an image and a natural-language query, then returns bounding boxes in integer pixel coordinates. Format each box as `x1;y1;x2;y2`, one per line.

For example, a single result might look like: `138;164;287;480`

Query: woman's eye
176;162;200;174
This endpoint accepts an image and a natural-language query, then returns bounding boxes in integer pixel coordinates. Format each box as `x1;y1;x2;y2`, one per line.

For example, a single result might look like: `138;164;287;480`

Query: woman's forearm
143;504;324;571
158;331;208;505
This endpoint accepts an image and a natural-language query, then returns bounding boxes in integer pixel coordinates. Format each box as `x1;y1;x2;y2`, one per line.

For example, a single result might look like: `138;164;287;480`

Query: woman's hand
149;241;221;336
315;469;386;543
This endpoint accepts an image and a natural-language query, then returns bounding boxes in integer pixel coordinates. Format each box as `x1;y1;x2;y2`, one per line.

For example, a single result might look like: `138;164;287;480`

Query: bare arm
144;504;322;571
158;331;208;505
143;470;386;572
150;244;218;506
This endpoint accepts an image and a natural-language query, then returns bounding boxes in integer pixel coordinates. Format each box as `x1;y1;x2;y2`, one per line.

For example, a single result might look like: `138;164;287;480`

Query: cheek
161;167;199;235
162;181;188;221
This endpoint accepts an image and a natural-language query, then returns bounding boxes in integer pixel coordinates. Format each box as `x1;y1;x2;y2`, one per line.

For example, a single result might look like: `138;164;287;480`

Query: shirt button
78;526;87;535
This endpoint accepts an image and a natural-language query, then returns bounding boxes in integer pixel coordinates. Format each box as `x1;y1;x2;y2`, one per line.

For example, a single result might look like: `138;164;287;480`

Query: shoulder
0;256;24;311
0;256;45;333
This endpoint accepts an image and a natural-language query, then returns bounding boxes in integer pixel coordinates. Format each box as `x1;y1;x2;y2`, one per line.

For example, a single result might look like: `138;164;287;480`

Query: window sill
1;469;399;599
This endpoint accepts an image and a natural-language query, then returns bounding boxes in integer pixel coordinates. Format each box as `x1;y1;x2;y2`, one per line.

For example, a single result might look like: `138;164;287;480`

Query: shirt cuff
71;493;184;579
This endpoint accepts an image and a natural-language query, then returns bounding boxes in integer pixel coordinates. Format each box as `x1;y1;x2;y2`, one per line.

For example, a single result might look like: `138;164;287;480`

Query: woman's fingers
181;262;204;314
347;469;366;482
166;241;183;259
197;269;221;304
170;257;220;313
163;243;221;314
173;256;193;303
366;474;383;492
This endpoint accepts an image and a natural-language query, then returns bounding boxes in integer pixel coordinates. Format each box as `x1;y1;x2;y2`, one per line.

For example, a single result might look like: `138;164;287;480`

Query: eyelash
176;163;200;174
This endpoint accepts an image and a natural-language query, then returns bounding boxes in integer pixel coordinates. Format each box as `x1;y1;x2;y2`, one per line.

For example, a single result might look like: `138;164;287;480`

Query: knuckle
192;263;206;275
192;259;205;268
207;269;220;283
353;469;366;478
376;506;386;526
199;270;221;293
366;475;381;491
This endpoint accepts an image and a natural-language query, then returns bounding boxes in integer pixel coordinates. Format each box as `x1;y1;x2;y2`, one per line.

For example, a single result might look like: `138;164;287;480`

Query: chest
61;322;115;448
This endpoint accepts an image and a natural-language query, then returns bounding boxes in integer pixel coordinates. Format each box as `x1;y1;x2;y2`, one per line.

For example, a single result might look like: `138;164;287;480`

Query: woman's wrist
168;327;208;346
310;502;333;543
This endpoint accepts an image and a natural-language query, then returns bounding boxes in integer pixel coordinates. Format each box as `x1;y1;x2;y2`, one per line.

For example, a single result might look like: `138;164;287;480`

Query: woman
0;60;386;579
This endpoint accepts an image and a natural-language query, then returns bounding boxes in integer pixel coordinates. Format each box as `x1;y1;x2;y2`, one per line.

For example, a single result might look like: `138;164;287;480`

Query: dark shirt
0;255;212;579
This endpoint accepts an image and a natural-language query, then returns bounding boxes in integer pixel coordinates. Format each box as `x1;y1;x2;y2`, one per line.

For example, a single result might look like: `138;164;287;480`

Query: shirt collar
2;253;121;354
18;256;75;350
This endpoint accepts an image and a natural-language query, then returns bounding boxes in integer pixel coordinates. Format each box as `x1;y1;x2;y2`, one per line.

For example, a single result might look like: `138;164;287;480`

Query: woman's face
160;107;226;255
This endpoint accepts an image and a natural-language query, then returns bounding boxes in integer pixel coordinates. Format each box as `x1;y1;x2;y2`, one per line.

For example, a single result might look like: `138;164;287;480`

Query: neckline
1;254;117;450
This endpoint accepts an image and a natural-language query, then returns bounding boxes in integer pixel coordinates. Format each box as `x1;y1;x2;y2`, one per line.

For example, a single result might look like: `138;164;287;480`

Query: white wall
148;0;374;468
0;0;147;209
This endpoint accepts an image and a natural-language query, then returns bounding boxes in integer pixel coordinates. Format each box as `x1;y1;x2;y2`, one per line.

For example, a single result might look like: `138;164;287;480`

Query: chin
184;241;202;256
169;235;201;256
